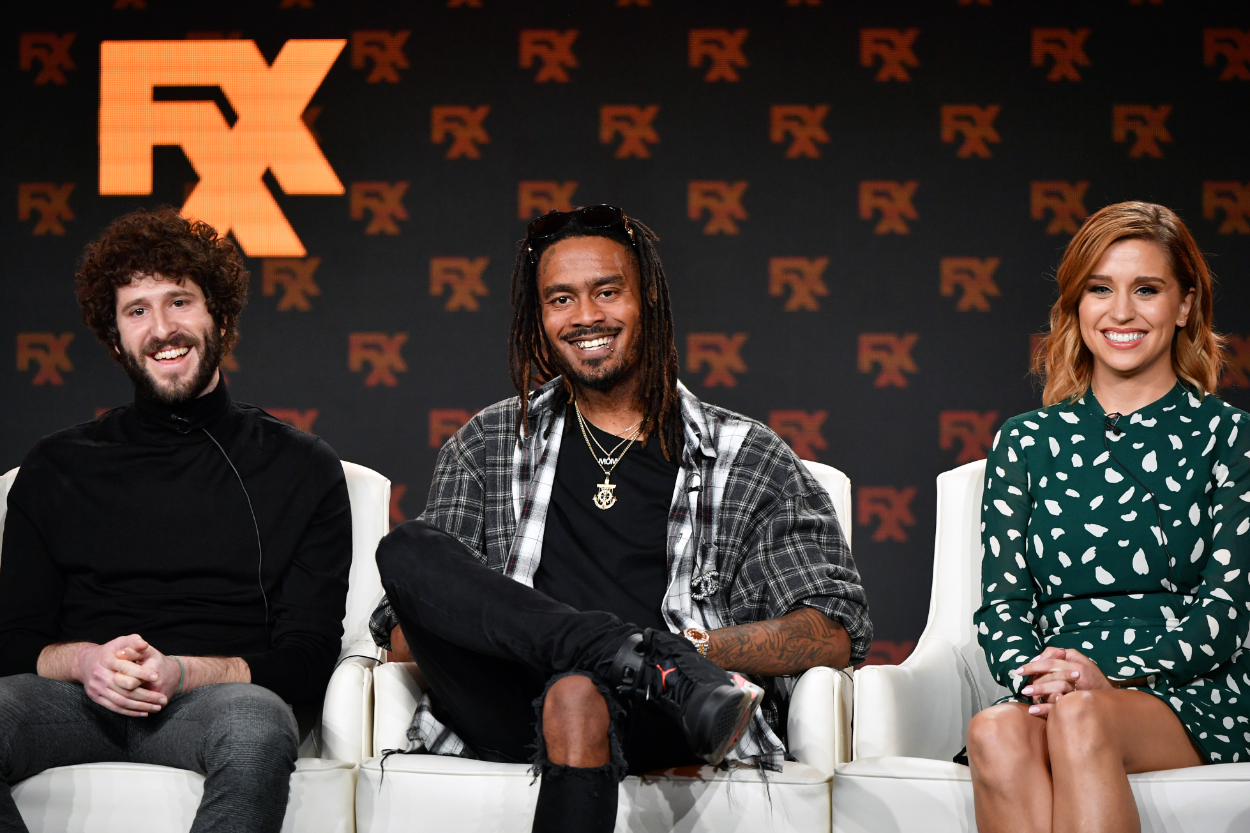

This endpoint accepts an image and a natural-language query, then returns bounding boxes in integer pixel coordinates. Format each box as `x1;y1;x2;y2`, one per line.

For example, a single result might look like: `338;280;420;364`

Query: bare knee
542;675;610;768
1048;691;1110;762
967;705;1043;785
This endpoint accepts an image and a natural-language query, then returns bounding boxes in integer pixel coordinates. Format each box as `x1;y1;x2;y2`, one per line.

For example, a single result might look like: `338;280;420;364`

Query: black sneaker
609;629;764;766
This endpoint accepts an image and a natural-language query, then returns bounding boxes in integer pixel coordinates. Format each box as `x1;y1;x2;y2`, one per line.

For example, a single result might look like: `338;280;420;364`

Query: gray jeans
0;674;298;833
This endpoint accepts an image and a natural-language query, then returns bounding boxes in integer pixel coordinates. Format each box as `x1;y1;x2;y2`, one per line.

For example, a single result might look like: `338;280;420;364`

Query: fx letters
687;333;748;387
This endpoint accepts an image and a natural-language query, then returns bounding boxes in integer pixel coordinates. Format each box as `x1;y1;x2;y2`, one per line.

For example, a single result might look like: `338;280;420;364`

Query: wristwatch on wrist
683;626;711;657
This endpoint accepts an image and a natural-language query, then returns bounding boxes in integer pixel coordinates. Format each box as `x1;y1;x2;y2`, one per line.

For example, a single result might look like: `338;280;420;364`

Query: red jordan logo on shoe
657;664;677;690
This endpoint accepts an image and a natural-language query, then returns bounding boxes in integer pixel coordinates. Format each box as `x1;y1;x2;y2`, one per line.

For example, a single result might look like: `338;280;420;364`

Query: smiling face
536;235;643;394
115;274;225;405
1078;238;1194;388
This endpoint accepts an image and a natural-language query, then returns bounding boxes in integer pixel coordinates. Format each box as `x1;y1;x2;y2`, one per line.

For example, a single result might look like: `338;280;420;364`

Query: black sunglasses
525;204;635;256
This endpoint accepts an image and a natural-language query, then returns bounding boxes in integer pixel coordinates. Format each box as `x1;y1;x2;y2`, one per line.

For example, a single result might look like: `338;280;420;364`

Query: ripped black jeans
376;521;700;830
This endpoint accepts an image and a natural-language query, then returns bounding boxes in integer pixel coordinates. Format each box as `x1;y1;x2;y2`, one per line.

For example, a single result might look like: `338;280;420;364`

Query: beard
120;326;224;406
551;325;641;393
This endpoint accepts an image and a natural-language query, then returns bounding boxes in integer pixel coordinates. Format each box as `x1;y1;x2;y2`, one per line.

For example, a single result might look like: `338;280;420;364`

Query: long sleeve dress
975;383;1250;763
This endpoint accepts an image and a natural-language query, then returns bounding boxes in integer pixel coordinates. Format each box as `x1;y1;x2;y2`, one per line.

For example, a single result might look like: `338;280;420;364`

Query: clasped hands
1011;646;1112;717
74;634;183;717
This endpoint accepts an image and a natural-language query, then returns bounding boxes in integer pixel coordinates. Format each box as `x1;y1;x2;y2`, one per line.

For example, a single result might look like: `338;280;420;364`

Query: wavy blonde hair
1032;201;1225;407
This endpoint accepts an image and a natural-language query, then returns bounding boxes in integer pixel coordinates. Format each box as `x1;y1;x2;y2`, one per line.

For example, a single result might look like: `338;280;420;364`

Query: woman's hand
1014;646;1111;716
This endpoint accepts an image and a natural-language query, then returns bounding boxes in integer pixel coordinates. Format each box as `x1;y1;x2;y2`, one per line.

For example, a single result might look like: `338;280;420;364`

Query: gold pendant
593;480;617;510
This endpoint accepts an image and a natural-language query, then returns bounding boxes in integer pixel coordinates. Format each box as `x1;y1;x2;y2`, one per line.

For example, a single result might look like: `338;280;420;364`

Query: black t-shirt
534;405;679;632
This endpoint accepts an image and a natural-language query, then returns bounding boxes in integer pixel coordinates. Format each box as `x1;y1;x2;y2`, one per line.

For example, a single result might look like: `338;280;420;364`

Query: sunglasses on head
525;205;635;257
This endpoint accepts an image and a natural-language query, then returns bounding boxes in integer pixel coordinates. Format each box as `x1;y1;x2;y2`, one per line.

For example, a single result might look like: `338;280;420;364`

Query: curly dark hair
509;210;682;461
74;206;249;362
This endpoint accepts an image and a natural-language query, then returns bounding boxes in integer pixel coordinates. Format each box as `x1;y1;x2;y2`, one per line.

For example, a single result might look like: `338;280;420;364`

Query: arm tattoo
706;607;850;675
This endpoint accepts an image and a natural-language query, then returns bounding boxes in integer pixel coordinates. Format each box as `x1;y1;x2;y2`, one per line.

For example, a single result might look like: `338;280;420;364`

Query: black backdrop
4;0;1249;662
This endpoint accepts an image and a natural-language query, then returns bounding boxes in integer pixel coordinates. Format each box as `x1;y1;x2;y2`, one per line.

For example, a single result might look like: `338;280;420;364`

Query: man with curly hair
0;207;353;833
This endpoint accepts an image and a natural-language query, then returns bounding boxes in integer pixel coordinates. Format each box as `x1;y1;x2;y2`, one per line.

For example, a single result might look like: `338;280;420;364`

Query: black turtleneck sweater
0;380;352;706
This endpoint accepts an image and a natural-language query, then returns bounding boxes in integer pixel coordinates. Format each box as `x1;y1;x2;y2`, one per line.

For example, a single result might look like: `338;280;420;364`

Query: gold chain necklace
573;400;641;510
584;418;640;466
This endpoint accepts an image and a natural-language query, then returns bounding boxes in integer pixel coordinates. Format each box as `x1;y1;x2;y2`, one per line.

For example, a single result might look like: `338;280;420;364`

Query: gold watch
683;626;711;656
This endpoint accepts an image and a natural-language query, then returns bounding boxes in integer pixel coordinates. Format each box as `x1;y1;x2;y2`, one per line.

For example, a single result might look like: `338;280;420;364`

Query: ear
1178;286;1195;327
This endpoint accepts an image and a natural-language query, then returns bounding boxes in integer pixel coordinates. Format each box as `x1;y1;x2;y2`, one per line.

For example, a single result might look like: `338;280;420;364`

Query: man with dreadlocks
369;205;870;831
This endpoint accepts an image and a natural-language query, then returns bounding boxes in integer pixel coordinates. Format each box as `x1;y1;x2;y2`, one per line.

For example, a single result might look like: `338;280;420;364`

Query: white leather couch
0;461;391;833
357;460;854;833
832;459;1250;833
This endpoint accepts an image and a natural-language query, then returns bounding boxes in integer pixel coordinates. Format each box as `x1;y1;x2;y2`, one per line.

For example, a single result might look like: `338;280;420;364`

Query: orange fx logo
1112;105;1172;158
1032;28;1090;82
19;33;76;84
940;105;1001;158
1031;181;1089;235
389;484;408;530
768;410;828;461
940;257;1001;312
858;333;919;388
432;106;490;159
99;39;345;258
268;408;319;433
939;410;999;464
349;333;408;387
262;257;321;311
769;257;829;311
1221;335;1250;389
1202;182;1250;235
520;30;579;82
1204;28;1250;81
688;181;748;235
687;333;748;387
689;29;749;82
351;31;410;83
18;183;74;235
859;181;918;234
429;409;475;447
600;106;660;159
860;28;919;82
857;486;916;543
351;182;409;235
770;105;830;159
17;333;74;385
518;181;578;219
430;257;490;311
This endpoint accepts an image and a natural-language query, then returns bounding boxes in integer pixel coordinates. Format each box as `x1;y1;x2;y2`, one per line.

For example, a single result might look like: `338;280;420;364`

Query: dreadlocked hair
508;212;683;461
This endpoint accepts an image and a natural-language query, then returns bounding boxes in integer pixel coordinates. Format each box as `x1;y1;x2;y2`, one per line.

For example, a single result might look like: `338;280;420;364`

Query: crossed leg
967;690;1203;833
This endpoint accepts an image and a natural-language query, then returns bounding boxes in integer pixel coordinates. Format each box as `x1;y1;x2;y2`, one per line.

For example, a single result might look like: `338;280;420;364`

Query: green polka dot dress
975;383;1250;763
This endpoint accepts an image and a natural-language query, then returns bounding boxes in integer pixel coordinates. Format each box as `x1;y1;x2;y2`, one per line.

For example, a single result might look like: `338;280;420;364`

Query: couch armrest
373;661;426;753
852;636;978;762
786;666;852;777
318;655;377;764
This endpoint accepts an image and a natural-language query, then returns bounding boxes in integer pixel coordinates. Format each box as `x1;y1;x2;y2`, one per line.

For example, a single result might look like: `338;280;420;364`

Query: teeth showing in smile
1104;331;1145;343
575;336;612;350
152;346;190;361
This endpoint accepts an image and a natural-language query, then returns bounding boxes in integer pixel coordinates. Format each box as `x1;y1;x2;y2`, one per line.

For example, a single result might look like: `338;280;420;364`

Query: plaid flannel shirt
370;378;871;770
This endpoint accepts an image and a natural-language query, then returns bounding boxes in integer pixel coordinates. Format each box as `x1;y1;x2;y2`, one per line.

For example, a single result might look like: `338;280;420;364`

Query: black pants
0;677;298;833
376;521;700;827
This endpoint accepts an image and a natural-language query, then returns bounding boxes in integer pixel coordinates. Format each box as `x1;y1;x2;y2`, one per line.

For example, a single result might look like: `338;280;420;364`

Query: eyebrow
542;274;626;299
1086;274;1167;284
120;287;196;311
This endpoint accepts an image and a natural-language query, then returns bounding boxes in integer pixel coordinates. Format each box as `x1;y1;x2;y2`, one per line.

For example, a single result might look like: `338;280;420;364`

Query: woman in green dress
968;201;1249;833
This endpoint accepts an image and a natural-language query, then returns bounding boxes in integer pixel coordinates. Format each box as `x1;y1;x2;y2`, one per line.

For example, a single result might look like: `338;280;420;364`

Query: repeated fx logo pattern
769;257;829;311
519;181;578;218
1032;28;1090;82
1204;29;1250;81
689;29;749;82
939;410;999;464
857;486;916;542
769;105;830;158
1203;182;1250;234
859;181;918;234
1112;105;1172;158
349;333;408;387
350;182;409;234
520;30;579;82
940;105;1001;158
19;33;76;84
99;39;345;258
600;106;660;158
262;257;321;311
268;408;319;433
1031;180;1089;234
17;333;74;385
858;333;918;388
687;333;748;387
688;181;748;234
429;409;475;447
351;31;410;83
768;410;828;461
432;106;490;159
430;257;490;311
940;257;1001;312
18;184;74;235
860;28;919;81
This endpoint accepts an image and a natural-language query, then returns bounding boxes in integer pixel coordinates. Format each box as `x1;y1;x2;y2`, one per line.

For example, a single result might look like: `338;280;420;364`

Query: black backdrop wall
3;1;1249;661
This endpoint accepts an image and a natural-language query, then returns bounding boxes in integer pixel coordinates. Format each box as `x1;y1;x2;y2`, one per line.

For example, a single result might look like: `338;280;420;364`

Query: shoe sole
695;678;764;766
